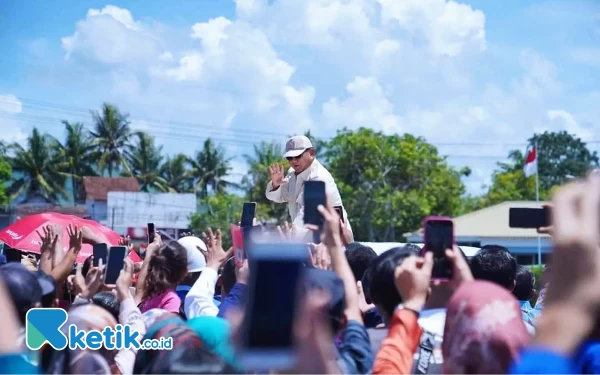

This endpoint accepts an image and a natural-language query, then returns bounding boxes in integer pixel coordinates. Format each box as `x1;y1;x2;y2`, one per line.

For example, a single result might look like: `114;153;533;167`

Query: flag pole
535;141;541;265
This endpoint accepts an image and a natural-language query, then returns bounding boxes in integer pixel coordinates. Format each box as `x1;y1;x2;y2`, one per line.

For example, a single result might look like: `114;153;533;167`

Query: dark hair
367;245;421;318
344;243;378;282
469;245;517;290
82;255;93;278
92;292;121;321
513;265;535;301
220;257;237;296
0;263;43;325
38;272;57;308
144;241;188;300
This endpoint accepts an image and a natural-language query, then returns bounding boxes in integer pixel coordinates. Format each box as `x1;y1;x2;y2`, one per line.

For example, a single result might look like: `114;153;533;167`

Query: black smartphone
423;217;454;280
239;242;306;371
509;207;551;229
241;202;257;228
104;246;127;285
303;181;326;228
334;206;344;223
92;243;108;267
148;223;155;243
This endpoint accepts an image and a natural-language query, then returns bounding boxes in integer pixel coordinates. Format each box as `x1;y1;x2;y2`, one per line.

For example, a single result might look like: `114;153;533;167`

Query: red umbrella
0;212;122;263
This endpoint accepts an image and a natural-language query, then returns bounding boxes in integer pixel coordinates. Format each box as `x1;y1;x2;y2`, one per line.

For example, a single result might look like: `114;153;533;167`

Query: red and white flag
523;146;538;178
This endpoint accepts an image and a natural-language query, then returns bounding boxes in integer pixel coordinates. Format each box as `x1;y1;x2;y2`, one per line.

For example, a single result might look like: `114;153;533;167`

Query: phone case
422;216;454;281
231;224;245;267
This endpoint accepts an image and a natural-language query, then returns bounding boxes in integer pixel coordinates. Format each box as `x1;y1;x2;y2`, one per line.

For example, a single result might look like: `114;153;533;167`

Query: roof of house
83;177;140;201
405;201;551;239
14;204;88;219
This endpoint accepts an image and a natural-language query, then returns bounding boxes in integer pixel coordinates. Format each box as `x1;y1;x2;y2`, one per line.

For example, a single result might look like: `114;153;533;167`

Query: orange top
372;308;423;374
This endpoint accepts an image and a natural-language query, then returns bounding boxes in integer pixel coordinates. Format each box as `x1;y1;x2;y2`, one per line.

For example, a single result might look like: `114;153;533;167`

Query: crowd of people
1;134;600;374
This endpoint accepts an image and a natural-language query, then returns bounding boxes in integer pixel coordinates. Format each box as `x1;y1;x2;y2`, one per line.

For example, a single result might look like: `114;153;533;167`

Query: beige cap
284;135;313;158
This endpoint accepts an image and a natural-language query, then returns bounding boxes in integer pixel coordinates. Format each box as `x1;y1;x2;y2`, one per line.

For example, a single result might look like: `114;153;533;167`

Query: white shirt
184;268;219;318
265;159;352;236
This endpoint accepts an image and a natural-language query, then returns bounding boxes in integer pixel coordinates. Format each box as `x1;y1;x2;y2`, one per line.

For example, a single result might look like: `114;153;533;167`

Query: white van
358;242;480;259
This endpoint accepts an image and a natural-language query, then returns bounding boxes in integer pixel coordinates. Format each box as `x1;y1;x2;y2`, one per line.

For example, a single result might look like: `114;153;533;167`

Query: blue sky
0;0;599;195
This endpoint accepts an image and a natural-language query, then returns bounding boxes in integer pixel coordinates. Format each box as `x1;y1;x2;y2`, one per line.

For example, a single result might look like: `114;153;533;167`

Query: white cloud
546;110;596;140
323;76;400;133
61;5;162;65
0;95;26;144
570;47;600;67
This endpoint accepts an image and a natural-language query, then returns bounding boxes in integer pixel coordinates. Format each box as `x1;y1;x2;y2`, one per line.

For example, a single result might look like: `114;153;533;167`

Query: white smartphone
238;242;307;371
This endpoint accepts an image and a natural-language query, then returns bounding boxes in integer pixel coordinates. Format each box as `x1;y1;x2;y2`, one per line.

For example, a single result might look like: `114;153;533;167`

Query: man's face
287;149;314;173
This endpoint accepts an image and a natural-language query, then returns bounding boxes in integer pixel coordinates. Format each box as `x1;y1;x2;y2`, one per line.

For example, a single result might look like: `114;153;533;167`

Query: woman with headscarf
442;280;531;374
187;316;236;366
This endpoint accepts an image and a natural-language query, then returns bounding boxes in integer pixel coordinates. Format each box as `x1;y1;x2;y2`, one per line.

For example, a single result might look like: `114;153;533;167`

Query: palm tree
124;132;167;192
188;139;235;197
8;128;68;203
90;103;133;177
52;121;97;203
160;154;193;193
242;141;288;222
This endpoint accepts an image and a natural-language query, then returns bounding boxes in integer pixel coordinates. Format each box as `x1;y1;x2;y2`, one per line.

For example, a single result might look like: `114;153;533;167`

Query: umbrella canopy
0;212;122;263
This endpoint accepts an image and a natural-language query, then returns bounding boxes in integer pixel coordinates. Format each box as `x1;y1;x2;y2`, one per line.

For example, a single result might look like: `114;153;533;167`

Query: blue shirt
336;320;374;374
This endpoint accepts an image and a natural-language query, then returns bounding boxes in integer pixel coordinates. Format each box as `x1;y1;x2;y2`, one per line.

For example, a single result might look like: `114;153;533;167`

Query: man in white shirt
265;135;351;237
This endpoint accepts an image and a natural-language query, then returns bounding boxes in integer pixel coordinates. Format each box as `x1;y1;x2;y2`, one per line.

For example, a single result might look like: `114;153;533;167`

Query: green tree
0;156;12;205
475;131;598;209
190;192;244;248
90;103;133;177
53;121;97;203
188;139;235;198
324;128;469;242
124;132;167;192
160;154;193;193
8;128;68;203
242;141;288;223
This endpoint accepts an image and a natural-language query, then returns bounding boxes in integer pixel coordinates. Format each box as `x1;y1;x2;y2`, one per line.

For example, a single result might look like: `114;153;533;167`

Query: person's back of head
303;268;345;333
344;243;377;283
470;245;517;290
145;241;189;299
220;257;236;297
513;265;536;301
367;245;421;322
0;262;44;325
92;291;121;321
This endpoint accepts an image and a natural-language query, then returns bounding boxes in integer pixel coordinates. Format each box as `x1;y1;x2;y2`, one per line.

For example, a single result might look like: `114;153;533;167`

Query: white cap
177;236;207;273
284;135;313;158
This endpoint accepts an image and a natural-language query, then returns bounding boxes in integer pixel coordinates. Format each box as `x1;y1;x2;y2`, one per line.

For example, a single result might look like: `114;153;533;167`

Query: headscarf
133;313;204;374
142;308;170;328
48;304;119;375
187;316;236;365
442;280;530;374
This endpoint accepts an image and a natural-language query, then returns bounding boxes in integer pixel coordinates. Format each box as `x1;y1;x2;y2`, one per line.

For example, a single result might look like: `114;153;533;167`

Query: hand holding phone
232;224;245;267
303;181;326;228
147;223;155;243
241;203;257;228
92;243;108;267
104;246;127;285
423;217;454;281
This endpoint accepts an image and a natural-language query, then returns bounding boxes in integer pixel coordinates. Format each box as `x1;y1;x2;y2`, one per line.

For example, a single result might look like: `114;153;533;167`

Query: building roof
405;201;551;239
83;177;140;201
14;204;88;219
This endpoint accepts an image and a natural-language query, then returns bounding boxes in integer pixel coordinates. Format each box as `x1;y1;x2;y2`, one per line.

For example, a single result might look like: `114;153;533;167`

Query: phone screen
147;223;155;243
245;260;303;349
92;243;108;267
509;207;550;229
104;246;127;284
334;207;344;223
303;181;326;227
241;203;257;228
424;220;454;280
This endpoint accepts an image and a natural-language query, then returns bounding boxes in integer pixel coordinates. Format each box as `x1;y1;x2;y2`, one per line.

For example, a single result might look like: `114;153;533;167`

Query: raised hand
74;258;104;299
66;225;83;254
200;228;231;270
394;253;434;312
36;225;58;253
268;163;285;188
116;258;134;301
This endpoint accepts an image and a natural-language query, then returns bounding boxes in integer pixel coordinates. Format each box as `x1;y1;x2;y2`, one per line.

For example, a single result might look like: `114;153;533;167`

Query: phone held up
104;246;127;285
422;216;454;281
241;202;257;228
303;181;326;228
508;207;551;229
92;243;108;267
238;241;307;372
147;223;155;243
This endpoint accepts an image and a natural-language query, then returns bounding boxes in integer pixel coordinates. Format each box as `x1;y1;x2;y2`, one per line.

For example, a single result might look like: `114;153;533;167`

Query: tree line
0;103;598;243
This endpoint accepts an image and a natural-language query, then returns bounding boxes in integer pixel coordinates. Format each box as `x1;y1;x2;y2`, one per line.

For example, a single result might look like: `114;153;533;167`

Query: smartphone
303;180;326;228
231;224;245;267
509;207;551;229
241;202;257;227
104;246;127;285
147;223;155;243
92;243;108;267
239;242;307;371
334;206;344;223
423;217;454;280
